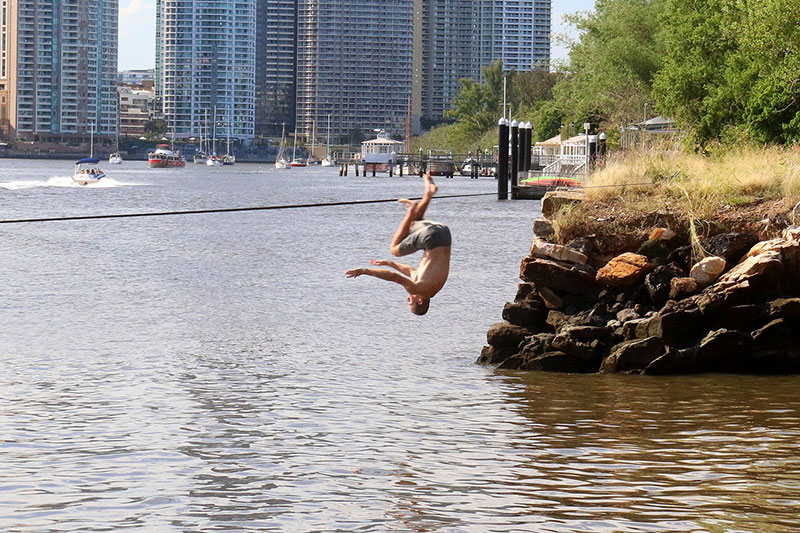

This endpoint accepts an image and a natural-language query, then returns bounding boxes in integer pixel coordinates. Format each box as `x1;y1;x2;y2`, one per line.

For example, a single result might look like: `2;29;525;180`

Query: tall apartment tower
421;0;476;127
295;0;422;142
255;0;297;137
1;0;118;140
155;0;256;141
477;0;551;73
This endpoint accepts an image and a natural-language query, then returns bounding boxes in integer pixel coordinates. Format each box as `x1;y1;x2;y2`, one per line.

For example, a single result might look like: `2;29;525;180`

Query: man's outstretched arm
369;259;415;277
345;268;418;292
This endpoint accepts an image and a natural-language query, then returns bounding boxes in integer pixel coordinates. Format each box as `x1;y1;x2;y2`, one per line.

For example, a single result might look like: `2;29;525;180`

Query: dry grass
550;146;800;251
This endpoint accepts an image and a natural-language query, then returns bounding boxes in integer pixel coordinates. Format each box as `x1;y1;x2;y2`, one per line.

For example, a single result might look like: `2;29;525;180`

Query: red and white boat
148;144;185;168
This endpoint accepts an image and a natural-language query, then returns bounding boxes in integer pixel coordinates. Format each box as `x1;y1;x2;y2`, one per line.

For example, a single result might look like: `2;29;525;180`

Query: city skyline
119;0;596;71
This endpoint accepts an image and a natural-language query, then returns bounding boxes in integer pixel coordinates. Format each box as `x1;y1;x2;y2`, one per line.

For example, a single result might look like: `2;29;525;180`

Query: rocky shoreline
479;193;800;374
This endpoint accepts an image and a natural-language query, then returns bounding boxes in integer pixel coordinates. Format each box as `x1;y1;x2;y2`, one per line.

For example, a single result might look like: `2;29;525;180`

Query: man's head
408;295;430;315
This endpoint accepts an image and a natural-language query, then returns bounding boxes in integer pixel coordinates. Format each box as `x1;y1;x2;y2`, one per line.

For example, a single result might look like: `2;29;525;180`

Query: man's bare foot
424;173;438;195
397;198;417;209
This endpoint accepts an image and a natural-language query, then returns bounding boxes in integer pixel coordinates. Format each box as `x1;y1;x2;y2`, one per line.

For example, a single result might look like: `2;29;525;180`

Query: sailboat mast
326;114;331;158
90;121;94;158
212;106;217;154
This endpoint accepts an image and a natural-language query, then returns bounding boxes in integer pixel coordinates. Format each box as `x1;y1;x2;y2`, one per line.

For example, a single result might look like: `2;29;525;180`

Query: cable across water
0;192;497;225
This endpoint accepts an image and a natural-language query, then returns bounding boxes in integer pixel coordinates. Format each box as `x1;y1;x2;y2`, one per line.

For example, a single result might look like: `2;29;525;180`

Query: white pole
503;77;507;119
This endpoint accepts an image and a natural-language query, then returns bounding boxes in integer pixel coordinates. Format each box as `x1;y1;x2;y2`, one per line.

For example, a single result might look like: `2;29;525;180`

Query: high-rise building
155;0;256;142
1;0;118;140
295;0;422;142
477;0;551;74
421;0;476;127
255;0;297;138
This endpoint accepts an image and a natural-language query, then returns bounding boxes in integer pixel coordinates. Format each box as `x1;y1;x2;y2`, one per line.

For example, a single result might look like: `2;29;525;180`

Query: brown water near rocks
1;160;798;531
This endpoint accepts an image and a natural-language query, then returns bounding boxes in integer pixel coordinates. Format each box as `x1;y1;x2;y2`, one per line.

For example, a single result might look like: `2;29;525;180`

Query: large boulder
596;253;651;287
502;301;548;328
520;257;596;294
541;190;584;219
690;256;726;287
486;321;532;349
600;337;666;374
717;250;783;290
694;328;752;371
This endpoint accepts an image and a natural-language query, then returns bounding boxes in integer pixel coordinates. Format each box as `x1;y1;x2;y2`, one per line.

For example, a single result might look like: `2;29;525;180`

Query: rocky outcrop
480;200;800;375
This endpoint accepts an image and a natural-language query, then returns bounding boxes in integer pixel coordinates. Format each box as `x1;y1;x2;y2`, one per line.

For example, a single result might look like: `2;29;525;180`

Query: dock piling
498;118;509;200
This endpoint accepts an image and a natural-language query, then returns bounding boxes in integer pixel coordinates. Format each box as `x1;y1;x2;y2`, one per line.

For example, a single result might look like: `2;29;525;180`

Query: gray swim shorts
397;220;451;255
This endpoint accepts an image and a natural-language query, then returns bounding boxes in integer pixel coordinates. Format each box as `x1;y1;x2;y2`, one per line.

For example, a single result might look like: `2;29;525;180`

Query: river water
0;159;798;532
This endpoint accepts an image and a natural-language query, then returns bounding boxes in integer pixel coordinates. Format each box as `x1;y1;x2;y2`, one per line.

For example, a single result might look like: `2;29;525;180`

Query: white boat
290;125;306;166
275;123;291;169
460;158;476;176
321;114;334;166
206;154;223;167
193;151;208;164
109;152;123;164
73;157;106;185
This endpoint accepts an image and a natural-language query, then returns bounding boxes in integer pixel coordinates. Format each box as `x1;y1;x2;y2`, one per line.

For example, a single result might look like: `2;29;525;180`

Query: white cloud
120;0;154;19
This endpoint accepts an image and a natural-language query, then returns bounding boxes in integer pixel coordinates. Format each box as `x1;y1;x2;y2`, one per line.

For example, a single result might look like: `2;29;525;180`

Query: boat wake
0;176;134;189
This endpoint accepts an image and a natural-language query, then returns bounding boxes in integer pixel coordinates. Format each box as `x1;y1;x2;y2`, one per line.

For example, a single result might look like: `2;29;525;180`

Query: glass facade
8;0;118;137
255;0;296;137
295;0;417;142
155;0;256;141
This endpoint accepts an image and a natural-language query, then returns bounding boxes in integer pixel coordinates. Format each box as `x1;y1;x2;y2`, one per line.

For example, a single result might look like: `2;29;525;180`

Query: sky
117;0;596;71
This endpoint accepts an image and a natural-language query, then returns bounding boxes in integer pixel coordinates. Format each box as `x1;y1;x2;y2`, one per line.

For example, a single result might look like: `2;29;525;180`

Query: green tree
446;60;512;135
554;0;666;130
143;119;168;139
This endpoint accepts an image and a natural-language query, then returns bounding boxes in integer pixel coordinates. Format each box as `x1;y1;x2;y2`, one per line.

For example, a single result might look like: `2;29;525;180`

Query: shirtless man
346;173;451;315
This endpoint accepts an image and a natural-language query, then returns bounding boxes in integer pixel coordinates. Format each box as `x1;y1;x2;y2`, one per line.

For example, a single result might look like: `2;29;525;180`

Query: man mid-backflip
345;173;451;315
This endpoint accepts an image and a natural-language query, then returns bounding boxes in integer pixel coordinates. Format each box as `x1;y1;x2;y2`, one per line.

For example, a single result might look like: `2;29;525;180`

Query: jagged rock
711;303;771;331
541;190;584;219
645;265;683;306
703;232;759;265
622;317;650;339
596;253;651;287
669;277;699;299
523;351;598;373
639;305;705;347
486;322;533;349
532;218;555;240
770;298;800;324
751;319;796;352
502;301;548;328
690;256;727;287
566;236;597;258
562;325;611;341
645;346;697;375
520;257;596;294
518;333;556;359
718;250;783;290
477;345;517;366
546;310;567;330
667;244;694;271
694;328;752;371
616;307;640;324
637;238;673;265
600;337;666;373
538;286;564;310
530;238;588;264
515;282;537;301
551;333;602;361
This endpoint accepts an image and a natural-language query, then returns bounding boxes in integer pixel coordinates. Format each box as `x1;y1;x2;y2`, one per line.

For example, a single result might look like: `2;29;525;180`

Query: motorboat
73;158;106;185
148;144;185;168
290;158;307;167
109;152;123;165
320;157;334;167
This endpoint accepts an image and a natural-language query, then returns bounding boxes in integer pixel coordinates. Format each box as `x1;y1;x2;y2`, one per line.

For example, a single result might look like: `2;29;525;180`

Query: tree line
416;0;800;151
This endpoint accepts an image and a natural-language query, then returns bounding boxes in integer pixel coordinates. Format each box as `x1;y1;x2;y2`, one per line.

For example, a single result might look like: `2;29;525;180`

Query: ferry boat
73;158;106;185
148;144;185;168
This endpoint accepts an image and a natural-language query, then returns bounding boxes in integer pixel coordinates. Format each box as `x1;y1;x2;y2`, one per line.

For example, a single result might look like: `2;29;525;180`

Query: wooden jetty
337;152;497;179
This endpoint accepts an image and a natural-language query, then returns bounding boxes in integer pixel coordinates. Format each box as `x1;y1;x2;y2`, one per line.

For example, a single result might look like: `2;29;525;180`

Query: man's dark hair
410;298;430;315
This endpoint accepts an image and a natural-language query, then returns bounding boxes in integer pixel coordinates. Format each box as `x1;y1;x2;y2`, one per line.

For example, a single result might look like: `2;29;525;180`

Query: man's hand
345;268;364;278
370;259;390;266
